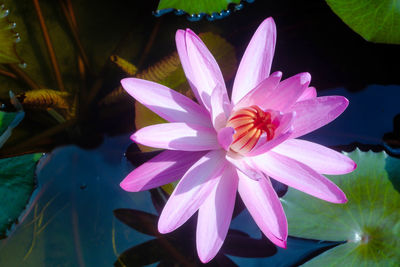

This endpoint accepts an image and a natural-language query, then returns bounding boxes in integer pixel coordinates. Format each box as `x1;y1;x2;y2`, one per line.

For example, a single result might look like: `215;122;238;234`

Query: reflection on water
0;135;151;266
305;84;400;147
0;134;336;266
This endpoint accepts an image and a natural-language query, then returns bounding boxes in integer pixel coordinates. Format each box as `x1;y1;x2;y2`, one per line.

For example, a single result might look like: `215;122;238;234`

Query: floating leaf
156;0;251;20
0;153;41;238
282;149;400;265
110;55;138;76
136;51;181;87
0;91;24;148
18;89;70;110
0;4;20;63
326;0;400;44
0;111;17;134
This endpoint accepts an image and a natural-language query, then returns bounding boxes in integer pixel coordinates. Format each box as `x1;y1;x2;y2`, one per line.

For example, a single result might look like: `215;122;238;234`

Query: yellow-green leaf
0;4;20;63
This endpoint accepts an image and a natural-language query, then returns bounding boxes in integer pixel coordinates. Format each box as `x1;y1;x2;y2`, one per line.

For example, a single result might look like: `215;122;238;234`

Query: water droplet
152;8;173;17
0;8;9;18
206;14;215;21
235;3;244;11
187;13;202;22
18;62;27;69
174;9;185;16
152;10;161;17
14;33;21;43
8;22;16;29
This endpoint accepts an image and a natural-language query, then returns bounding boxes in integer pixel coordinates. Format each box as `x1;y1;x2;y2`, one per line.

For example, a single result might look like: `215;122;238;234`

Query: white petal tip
271;71;283;78
198;253;215;264
119;180;130;191
130;133;137;142
298;72;311;85
262;17;275;26
157;222;172;234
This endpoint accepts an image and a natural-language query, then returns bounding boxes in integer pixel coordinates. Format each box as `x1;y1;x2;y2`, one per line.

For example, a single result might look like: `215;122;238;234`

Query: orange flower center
226;105;278;154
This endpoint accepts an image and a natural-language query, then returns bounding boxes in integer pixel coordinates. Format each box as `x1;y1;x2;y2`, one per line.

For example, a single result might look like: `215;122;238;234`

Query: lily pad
326;0;400;44
156;0;242;17
0;111;17;134
0;153;41;238
282;149;400;265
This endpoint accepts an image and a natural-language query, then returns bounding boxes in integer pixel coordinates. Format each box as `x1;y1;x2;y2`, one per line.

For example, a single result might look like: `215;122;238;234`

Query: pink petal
237;171;287;247
196;164;238;263
217;127;234;151
262;72;311;111
120;150;206;192
176;30;202;105
226;153;264;180
185;29;227;111
158;150;227;233
131;123;219;151
272;139;356;175
251;151;347;203
234;71;282;110
232;17;276;104
297;86;317;102
247;112;295;156
288;96;349;139
210;85;232;131
121;78;210;127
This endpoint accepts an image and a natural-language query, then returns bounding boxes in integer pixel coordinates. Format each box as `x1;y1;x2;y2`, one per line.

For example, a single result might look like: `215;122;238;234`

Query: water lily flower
120;17;357;263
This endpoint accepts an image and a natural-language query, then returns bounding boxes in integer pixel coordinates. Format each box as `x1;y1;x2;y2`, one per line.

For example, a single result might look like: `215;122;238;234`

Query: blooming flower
120;17;356;263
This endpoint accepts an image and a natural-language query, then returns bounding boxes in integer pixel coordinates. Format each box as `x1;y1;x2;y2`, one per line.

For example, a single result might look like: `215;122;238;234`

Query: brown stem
33;0;65;91
59;0;90;70
0;68;17;79
6;63;40;90
137;18;163;69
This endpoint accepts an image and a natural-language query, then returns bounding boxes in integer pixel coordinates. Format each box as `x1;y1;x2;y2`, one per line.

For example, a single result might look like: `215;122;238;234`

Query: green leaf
326;0;400;44
0;153;41;238
157;0;241;15
0;111;17;134
0;111;21;148
0;4;20;63
282;149;400;265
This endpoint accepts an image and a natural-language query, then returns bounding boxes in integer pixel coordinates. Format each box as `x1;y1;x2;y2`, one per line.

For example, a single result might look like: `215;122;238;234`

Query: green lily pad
326;0;400;44
157;0;241;16
0;111;17;134
0;153;41;238
282;149;400;265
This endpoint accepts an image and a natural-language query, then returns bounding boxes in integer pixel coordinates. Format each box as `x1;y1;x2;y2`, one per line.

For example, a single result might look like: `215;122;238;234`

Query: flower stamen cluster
227;105;279;154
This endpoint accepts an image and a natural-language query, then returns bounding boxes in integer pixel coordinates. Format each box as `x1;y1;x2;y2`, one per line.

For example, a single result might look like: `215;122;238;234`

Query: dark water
1;0;399;266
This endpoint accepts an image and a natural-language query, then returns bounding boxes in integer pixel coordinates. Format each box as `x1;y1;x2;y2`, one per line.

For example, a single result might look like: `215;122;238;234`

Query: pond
0;0;399;266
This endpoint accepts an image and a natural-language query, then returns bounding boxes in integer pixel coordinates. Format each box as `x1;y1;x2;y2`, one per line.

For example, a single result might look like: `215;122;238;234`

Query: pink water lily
120;17;356;263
